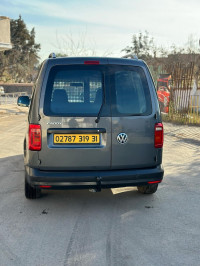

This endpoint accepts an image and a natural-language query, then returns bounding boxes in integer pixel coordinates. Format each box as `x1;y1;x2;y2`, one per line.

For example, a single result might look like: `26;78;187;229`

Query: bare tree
52;30;112;57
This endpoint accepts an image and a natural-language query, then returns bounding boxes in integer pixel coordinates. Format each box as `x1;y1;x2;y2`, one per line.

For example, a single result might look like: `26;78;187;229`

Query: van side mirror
17;96;30;107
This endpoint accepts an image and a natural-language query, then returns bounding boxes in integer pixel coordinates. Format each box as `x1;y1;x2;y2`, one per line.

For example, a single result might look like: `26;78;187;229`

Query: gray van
18;55;164;199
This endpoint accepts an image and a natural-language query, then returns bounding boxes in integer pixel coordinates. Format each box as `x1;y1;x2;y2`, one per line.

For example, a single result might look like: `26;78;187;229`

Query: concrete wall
0;16;12;51
0;83;33;94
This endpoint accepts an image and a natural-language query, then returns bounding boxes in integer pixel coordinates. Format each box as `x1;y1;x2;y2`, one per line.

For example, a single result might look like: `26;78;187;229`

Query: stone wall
0;83;33;94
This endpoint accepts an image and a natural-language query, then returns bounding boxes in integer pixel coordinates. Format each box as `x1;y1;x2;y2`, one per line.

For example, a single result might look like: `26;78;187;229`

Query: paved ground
0;112;200;266
0;104;28;116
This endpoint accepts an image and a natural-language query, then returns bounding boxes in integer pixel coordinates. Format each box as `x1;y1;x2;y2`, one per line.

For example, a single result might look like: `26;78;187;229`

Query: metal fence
0;92;30;105
160;62;200;125
169;62;194;112
188;95;200;124
164;94;200;125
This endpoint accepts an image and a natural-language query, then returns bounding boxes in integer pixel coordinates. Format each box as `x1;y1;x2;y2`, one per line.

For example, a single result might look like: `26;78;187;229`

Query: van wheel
137;184;158;194
25;175;41;199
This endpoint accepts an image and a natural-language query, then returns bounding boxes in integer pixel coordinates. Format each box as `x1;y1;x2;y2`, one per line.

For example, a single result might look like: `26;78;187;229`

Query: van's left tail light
154;123;163;148
29;124;41;151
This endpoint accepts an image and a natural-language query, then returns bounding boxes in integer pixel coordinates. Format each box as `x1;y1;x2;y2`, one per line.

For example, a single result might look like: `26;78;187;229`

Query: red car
157;74;171;113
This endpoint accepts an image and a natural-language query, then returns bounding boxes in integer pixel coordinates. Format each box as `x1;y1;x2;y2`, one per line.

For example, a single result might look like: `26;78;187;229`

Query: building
0;16;12;51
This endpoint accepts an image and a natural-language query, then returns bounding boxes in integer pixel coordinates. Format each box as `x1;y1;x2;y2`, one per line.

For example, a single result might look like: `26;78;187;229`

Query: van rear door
38;64;111;171
110;65;157;169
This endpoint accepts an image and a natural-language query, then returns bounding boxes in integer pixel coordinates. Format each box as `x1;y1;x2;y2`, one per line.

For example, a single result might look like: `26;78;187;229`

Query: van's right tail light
154;123;163;148
29;124;41;151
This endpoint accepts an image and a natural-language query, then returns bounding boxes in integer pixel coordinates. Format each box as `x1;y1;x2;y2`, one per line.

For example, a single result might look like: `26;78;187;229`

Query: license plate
54;134;100;144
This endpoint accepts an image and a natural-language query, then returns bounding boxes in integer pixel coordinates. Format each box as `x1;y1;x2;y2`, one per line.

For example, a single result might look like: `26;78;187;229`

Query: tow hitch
89;177;102;192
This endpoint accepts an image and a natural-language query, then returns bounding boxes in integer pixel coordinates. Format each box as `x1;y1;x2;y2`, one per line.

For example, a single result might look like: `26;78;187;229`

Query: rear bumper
26;165;164;190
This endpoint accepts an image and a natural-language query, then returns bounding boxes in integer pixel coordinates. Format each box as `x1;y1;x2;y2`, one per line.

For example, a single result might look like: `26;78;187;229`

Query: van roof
45;56;146;67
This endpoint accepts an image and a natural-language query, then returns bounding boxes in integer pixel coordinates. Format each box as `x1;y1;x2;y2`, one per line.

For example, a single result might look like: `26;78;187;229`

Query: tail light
29;124;41;151
154;123;163;148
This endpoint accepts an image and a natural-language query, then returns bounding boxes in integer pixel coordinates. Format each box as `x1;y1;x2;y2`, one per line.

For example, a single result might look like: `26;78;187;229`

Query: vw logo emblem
117;133;128;144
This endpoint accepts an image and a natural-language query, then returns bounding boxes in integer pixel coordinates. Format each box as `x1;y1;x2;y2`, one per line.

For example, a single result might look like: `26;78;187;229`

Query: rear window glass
43;64;152;117
111;66;152;116
44;67;103;116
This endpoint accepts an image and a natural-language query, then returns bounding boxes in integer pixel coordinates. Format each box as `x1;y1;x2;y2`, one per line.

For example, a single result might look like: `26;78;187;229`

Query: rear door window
44;66;105;116
110;66;152;116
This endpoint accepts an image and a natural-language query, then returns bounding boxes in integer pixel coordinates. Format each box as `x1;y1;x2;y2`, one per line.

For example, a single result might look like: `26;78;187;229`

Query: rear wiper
95;78;105;124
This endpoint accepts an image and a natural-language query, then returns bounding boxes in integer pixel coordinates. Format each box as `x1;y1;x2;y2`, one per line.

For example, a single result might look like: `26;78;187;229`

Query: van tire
25;175;41;199
137;184;158;194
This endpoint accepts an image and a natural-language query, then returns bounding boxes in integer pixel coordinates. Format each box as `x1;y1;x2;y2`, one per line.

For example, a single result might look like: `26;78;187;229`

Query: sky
1;0;200;61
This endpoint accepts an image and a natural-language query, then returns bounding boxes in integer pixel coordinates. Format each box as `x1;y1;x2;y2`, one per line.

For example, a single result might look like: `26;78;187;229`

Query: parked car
157;74;171;113
18;55;164;199
157;86;170;112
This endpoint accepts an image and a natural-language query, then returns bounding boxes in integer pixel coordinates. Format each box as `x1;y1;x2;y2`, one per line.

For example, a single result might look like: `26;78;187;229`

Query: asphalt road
0;114;200;266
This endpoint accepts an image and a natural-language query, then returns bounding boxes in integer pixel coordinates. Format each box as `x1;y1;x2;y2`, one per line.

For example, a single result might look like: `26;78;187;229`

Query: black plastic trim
26;165;164;189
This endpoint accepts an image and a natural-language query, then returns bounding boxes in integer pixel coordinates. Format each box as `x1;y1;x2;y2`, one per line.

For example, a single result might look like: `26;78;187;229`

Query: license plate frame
53;134;100;144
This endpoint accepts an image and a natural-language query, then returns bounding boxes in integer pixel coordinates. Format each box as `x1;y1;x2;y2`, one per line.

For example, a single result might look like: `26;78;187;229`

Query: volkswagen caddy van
18;55;164;199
